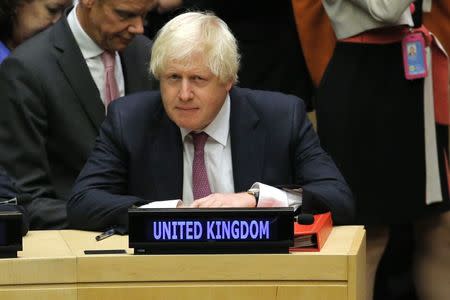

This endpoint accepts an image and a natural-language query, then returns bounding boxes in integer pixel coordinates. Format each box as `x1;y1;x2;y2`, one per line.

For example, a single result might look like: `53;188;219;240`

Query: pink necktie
192;132;211;200
101;51;120;106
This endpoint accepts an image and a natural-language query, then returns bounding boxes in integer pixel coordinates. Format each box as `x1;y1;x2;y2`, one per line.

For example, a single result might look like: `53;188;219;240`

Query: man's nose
128;16;144;35
178;79;193;101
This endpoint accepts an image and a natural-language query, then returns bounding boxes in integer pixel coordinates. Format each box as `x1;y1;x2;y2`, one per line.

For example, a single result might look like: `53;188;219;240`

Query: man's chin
109;38;133;52
176;121;204;132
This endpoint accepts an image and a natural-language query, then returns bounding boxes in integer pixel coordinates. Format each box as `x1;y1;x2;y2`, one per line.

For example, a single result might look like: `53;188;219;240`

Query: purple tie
101;51;120;106
192;132;211;199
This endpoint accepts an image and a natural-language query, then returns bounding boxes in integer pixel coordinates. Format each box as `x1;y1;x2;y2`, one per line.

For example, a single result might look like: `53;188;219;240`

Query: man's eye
116;10;133;19
46;6;61;15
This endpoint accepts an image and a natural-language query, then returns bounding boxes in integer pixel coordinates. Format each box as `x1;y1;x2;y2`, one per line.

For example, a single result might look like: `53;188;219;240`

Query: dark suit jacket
0;13;155;229
68;87;354;231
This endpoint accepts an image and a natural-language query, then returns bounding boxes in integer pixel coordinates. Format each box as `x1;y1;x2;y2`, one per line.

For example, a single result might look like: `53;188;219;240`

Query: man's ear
225;80;234;92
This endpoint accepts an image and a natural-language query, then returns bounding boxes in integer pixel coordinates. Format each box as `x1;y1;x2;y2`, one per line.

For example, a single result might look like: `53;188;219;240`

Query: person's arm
345;0;414;23
0;57;68;229
67;102;145;231
290;98;355;225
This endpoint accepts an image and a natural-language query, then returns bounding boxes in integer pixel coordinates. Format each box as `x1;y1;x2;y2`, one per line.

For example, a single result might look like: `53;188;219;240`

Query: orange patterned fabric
423;0;450;53
291;0;337;87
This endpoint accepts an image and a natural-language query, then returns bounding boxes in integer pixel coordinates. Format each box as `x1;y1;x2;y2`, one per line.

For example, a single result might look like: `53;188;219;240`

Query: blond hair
150;11;240;84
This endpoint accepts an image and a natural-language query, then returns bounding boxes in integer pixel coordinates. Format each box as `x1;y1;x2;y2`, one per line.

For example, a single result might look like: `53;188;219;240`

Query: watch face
248;188;259;197
247;190;258;206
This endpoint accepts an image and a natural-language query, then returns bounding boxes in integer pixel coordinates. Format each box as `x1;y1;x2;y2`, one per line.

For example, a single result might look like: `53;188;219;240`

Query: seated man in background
67;11;354;231
0;0;157;229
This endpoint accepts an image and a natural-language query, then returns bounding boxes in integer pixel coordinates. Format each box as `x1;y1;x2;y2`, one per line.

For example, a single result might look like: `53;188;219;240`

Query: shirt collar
67;3;104;59
180;94;230;147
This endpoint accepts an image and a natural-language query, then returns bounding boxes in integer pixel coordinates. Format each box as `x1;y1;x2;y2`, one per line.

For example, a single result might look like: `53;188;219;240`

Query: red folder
290;212;333;252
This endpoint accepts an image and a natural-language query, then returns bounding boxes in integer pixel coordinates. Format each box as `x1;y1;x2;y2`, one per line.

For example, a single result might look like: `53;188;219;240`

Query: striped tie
101;51;120;106
191;132;211;199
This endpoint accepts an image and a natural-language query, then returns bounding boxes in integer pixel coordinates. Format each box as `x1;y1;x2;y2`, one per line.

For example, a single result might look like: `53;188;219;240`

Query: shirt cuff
249;182;286;207
139;200;181;208
250;182;302;210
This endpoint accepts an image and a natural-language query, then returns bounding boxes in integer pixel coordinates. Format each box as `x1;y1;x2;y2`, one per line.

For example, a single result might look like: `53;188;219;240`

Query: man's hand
190;193;256;208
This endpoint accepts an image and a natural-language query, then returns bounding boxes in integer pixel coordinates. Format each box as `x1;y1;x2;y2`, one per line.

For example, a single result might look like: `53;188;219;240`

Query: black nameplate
128;208;294;254
0;211;23;258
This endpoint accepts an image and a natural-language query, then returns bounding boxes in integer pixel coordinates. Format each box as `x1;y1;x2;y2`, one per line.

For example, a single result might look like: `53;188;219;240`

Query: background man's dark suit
68;87;354;231
0;15;155;229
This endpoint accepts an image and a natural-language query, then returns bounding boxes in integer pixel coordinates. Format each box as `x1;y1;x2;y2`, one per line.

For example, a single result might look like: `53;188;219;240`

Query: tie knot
191;132;208;152
101;51;116;70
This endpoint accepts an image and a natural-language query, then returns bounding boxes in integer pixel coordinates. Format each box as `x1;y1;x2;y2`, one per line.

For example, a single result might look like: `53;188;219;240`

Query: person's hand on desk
190;193;256;208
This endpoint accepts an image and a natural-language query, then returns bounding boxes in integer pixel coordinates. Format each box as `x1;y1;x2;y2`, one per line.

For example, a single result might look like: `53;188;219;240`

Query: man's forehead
165;59;212;74
101;0;156;10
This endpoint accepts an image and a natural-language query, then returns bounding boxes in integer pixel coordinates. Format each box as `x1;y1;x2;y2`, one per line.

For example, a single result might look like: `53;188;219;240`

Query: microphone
294;213;315;225
0;194;32;205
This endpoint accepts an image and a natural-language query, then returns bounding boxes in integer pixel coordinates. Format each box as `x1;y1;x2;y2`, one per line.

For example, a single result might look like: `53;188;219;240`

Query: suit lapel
148;112;184;200
229;88;266;192
53;16;105;131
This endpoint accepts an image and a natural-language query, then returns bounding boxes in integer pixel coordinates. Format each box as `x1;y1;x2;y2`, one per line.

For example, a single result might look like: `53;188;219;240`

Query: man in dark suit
68;11;354;231
0;0;157;229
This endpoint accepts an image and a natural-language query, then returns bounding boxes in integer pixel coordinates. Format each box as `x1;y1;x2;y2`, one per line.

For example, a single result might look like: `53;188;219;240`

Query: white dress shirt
67;4;125;109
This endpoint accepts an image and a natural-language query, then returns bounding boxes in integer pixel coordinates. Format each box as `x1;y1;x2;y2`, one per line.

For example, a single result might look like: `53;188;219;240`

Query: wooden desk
0;230;77;299
0;226;365;300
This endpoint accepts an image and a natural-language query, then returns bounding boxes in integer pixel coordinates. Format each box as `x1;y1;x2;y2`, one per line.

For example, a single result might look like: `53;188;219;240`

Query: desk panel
0;284;77;300
77;282;347;300
0;231;75;285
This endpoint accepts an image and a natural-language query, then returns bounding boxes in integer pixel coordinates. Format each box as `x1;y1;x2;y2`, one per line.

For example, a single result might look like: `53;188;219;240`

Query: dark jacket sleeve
291;99;355;225
0;57;68;229
67;103;144;231
0;167;17;200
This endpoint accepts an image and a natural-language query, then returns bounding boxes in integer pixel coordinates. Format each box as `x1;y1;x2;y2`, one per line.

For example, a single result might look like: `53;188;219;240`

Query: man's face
160;58;233;131
13;0;72;47
81;0;155;51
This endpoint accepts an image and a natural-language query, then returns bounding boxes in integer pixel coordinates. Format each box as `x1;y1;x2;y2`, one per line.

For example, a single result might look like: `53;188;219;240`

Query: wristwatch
247;188;260;207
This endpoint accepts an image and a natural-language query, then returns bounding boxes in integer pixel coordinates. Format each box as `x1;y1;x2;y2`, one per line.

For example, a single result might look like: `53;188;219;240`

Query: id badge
402;32;428;80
